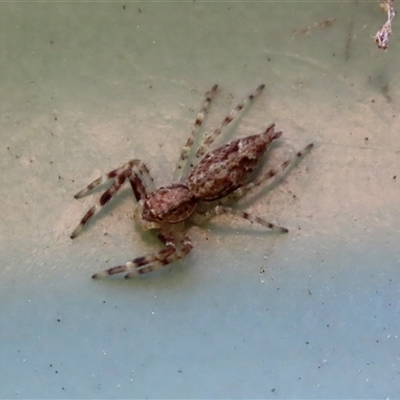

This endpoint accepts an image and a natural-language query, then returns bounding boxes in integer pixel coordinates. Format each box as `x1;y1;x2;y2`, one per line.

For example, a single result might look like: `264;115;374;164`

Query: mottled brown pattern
142;184;196;224
188;125;281;200
71;84;313;279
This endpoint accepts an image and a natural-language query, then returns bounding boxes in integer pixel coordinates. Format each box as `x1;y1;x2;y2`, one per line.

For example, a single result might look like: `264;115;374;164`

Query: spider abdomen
188;124;281;201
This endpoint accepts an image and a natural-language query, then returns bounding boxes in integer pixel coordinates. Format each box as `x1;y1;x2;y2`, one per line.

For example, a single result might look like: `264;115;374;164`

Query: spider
70;84;313;279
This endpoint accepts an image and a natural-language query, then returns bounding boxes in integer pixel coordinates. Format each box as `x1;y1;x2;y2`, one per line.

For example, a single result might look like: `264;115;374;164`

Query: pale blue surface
1;1;400;398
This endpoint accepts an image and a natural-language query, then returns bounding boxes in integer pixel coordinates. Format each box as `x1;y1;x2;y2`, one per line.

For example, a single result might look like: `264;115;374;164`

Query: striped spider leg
174;83;266;182
92;228;193;279
70;159;155;239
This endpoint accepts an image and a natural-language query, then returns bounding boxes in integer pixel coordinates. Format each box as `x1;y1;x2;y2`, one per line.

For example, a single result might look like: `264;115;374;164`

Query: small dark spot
57;318;61;322
332;52;335;57
305;342;309;345
50;40;54;45
271;388;276;393
364;137;369;142
123;4;126;9
267;57;271;61
371;99;375;103
100;191;112;206
138;7;142;12
178;370;182;373
54;117;58;121
55;371;58;374
134;256;148;267
82;209;95;226
393;175;396;180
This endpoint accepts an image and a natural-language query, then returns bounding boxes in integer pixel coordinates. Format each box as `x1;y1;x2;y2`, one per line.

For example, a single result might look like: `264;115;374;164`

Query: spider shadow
198;221;288;239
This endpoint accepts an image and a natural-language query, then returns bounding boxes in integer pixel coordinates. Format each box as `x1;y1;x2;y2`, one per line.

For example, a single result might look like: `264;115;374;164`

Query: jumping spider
71;84;313;279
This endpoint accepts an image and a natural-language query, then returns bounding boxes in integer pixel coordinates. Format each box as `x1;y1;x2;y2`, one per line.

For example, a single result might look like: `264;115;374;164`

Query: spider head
135;184;196;230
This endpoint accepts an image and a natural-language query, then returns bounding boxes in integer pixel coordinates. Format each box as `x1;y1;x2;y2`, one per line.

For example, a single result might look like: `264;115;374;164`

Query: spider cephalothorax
71;84;313;278
139;184;196;226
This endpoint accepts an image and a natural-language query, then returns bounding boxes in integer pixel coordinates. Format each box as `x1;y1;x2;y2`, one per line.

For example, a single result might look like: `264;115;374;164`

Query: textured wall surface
1;1;399;398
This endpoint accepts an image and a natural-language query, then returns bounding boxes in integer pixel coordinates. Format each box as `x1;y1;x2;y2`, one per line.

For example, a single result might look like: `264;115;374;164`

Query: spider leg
195;84;265;161
193;205;288;233
74;159;155;199
173;84;218;182
91;233;193;279
224;142;314;201
70;164;155;239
